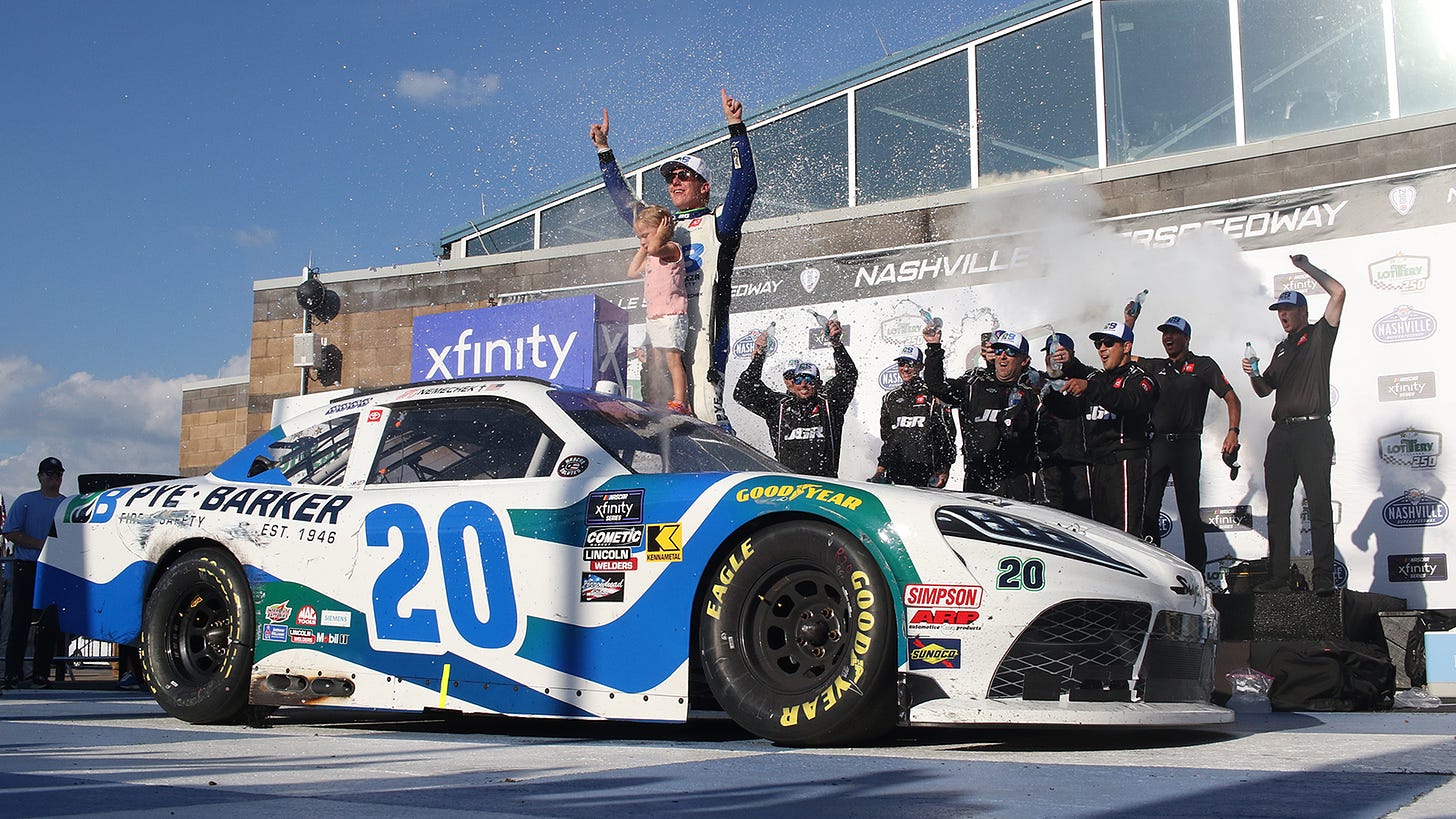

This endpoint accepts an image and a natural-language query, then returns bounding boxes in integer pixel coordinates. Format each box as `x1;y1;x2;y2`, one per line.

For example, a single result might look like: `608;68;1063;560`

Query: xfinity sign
412;295;627;390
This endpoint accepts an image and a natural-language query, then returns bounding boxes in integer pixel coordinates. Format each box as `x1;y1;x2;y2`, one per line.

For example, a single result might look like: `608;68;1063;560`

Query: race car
38;377;1228;745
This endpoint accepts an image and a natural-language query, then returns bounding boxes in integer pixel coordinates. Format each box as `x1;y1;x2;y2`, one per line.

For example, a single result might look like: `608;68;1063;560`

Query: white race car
39;378;1228;744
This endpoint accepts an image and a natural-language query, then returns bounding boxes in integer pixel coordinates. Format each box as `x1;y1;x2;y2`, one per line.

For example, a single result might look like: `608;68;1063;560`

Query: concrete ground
0;670;1452;818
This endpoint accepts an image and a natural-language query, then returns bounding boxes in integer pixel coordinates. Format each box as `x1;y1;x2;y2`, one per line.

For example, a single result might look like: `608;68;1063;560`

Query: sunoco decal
1372;305;1436;343
1387;554;1447;582
1379;429;1441;469
1382;490;1449;528
908;637;961;669
1368;253;1429;293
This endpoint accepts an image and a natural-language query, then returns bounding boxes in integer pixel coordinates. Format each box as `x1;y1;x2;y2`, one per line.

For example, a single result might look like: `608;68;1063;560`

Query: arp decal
908;637;961;669
580;572;626;602
645;523;683;563
909;609;980;627
905;584;983;630
587;490;644;525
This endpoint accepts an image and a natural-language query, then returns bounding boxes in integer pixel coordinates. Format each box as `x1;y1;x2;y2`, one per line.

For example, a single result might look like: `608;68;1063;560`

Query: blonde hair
634;204;673;230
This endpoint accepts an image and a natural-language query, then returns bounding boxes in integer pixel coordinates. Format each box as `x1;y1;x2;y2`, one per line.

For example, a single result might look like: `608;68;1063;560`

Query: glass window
550;390;784;475
976;6;1099;182
540;187;624;248
253;415;357;486
1393;0;1456;117
1102;0;1236;164
857;53;970;204
467;218;534;256
1239;0;1388;142
749;97;849;219
369;400;564;484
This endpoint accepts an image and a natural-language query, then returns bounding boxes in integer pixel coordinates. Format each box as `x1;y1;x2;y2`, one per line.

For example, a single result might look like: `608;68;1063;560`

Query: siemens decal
411;295;627;389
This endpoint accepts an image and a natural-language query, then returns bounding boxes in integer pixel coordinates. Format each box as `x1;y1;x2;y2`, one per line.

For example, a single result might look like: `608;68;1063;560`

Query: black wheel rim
166;579;234;684
742;564;850;695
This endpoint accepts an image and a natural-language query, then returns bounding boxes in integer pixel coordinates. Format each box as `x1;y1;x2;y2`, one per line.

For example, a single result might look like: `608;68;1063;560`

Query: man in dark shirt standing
1244;254;1346;595
924;327;1040;500
871;345;956;487
734;319;857;477
1036;332;1094;517
1130;315;1242;573
1051;322;1160;537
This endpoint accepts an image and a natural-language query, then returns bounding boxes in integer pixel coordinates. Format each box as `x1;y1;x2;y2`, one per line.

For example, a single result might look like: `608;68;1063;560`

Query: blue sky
0;0;1019;500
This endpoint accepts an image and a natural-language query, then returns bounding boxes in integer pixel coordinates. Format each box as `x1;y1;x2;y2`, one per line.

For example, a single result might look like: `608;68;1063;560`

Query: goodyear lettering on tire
779;570;874;727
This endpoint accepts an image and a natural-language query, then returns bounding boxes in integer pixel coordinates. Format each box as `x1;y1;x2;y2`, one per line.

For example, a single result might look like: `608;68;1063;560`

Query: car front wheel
698;521;897;745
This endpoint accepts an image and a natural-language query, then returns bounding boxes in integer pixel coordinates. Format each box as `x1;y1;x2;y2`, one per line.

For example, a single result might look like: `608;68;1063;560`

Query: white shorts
646;313;690;352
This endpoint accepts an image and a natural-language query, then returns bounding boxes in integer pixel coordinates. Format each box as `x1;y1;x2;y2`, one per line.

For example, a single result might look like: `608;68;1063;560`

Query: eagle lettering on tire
697;521;896;745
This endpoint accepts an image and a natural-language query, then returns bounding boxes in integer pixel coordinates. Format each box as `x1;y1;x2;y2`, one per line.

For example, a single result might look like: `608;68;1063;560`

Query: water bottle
763;321;777;340
1128;289;1149;318
918;308;943;329
1004;388;1023;425
1244;342;1260;377
806;308;836;329
1046;329;1064;378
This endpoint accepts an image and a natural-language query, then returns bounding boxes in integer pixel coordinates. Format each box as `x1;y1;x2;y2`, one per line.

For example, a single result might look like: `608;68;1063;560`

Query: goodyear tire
698;522;897;745
141;548;257;724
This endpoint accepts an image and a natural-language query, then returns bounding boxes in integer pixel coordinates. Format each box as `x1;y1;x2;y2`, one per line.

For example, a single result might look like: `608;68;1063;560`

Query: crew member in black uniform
870;345;956;487
1050;321;1159;536
734;318;858;477
924;326;1039;499
1244;254;1346;595
1036;332;1094;517
1125;314;1241;573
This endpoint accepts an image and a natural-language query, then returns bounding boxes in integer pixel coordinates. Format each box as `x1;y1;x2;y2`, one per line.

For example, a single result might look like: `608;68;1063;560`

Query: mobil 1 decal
587;489;644;525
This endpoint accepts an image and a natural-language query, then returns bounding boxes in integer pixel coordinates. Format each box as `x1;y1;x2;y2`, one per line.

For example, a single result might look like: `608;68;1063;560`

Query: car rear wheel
141;548;259;724
697;521;897;745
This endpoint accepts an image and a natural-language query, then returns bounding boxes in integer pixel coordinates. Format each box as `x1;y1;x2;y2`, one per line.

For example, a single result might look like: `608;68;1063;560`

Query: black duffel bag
1266;639;1394;711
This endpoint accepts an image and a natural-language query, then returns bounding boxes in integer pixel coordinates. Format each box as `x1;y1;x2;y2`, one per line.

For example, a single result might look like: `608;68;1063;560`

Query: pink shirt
641;248;688;318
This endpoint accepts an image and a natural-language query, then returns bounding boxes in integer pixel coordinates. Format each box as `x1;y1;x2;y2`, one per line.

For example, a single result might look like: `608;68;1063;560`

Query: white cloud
0;367;203;505
395;69;502;107
0;356;44;404
232;225;276;248
217;351;250;378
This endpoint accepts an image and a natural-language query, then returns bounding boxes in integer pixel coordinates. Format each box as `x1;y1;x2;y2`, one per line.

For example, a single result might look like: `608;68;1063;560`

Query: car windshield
550;390;785;475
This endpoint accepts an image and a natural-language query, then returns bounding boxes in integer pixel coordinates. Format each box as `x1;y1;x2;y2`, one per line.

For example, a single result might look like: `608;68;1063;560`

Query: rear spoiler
77;473;180;493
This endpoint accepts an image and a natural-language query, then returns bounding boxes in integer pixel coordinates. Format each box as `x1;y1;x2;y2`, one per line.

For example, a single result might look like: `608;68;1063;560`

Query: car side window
262;415;358;486
368;399;564;484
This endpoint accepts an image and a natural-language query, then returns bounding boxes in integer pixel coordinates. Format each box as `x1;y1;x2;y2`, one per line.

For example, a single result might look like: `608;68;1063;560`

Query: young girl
627;205;691;413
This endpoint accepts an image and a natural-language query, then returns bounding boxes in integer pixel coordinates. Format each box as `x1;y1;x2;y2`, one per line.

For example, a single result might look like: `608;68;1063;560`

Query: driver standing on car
734;319;858;477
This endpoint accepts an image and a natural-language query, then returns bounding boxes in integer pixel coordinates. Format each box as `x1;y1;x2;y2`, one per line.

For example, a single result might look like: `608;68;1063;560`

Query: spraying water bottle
1005;387;1023;421
806;308;837;329
918;307;943;329
763;321;777;341
1245;342;1260;377
1046;329;1064;378
1128;289;1149;318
